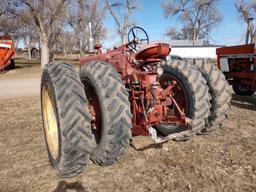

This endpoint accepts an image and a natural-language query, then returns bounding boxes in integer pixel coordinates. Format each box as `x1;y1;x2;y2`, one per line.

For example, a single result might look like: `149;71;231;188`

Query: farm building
169;40;223;59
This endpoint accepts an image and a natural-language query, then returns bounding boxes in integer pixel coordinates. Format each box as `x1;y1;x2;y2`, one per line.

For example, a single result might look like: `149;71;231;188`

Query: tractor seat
135;42;170;61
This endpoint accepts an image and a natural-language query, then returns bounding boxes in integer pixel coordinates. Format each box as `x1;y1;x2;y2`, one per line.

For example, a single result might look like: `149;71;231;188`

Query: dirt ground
0;95;255;192
0;59;256;192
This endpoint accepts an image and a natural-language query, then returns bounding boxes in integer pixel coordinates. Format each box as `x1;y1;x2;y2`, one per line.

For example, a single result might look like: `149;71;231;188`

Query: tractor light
157;67;164;76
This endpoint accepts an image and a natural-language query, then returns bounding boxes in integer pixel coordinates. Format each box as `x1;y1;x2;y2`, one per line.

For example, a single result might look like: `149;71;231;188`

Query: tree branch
105;0;121;29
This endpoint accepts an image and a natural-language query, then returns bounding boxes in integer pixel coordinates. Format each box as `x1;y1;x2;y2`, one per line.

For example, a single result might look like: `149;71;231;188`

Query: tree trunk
79;36;84;55
64;48;67;57
79;46;84;55
40;33;50;69
14;38;20;51
121;34;126;44
192;27;196;46
27;36;32;60
49;50;54;62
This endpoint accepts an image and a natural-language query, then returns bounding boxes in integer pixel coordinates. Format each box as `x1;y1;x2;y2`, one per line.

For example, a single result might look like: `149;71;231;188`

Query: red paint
0;36;15;70
80;41;188;136
216;43;256;92
216;44;254;55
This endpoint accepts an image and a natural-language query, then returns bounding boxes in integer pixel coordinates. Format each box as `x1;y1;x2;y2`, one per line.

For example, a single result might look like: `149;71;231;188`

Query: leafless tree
0;2;6;17
1;1;38;55
162;0;222;45
235;0;256;44
57;32;77;56
67;0;106;54
105;0;140;43
5;0;68;68
0;15;19;35
85;0;107;43
0;1;24;49
166;26;196;40
17;11;39;59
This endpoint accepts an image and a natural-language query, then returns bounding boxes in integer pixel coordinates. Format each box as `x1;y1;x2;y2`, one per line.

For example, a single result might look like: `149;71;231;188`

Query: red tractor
216;43;256;96
41;26;231;178
216;17;256;96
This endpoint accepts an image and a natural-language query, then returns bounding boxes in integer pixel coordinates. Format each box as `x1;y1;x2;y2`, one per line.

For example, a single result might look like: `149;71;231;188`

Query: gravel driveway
0;77;40;100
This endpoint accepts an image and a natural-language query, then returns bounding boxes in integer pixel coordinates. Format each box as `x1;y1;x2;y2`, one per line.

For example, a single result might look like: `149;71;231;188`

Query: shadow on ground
53;180;88;192
231;94;256;110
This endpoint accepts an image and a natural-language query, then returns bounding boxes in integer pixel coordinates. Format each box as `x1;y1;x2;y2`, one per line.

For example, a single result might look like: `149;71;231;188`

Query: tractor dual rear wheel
193;59;231;132
80;61;132;166
41;62;96;178
156;60;211;141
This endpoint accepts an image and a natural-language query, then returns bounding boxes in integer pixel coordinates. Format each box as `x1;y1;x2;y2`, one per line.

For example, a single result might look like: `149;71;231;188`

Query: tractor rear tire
157;60;211;141
80;61;132;166
41;61;96;178
232;79;255;96
193;59;231;132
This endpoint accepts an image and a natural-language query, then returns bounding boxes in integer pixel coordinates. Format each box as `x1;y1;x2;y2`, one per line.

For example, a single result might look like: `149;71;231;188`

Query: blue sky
103;0;249;48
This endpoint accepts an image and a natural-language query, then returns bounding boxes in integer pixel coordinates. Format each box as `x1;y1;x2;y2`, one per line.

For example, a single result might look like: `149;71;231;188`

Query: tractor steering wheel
128;26;149;51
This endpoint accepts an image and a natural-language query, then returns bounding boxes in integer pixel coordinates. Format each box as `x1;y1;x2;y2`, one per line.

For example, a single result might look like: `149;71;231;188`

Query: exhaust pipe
246;18;254;44
88;22;94;53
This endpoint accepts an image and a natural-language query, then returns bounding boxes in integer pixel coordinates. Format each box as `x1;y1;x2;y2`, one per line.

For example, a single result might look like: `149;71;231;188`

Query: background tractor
41;25;231;178
216;17;256;96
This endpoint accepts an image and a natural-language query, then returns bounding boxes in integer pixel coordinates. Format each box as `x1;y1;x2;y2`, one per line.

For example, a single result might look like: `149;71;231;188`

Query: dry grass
0;96;255;192
0;57;80;80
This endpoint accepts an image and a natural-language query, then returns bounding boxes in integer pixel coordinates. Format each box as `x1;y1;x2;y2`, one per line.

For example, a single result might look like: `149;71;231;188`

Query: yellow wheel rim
42;85;59;160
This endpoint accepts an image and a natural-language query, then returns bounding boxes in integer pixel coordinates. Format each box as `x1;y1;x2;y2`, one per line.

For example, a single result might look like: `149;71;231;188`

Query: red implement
0;36;15;70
